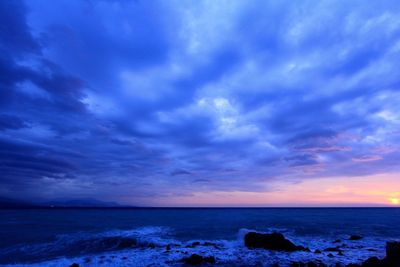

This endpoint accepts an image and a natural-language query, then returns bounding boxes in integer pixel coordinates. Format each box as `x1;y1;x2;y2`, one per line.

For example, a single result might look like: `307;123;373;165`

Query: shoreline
2;231;398;267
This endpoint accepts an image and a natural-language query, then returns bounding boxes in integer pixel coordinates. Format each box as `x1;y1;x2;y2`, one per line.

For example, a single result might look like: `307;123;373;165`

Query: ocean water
0;208;399;266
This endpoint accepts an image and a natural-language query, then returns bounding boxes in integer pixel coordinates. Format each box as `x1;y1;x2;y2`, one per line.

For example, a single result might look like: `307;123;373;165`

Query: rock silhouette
181;254;216;265
244;232;308;252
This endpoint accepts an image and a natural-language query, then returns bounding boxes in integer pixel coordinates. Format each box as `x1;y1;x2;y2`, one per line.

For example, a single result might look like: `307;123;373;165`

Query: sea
0;208;399;266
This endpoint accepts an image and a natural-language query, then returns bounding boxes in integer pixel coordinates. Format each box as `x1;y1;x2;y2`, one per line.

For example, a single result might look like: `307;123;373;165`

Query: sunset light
390;198;400;205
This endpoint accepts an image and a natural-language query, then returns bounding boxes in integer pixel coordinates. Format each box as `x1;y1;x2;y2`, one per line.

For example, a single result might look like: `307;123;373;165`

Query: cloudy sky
1;0;400;206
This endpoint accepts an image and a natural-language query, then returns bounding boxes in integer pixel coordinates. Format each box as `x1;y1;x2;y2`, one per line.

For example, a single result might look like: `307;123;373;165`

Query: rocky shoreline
61;232;400;267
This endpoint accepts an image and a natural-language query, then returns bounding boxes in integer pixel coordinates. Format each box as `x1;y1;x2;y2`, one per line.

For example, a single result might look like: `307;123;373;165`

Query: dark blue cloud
0;0;40;56
0;114;28;131
1;0;400;204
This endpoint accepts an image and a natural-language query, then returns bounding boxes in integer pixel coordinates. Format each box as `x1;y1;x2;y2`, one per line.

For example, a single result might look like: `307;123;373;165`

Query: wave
0;227;390;267
0;226;174;264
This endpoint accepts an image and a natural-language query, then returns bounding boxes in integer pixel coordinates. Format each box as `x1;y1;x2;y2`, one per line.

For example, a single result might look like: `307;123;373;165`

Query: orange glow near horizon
137;173;400;207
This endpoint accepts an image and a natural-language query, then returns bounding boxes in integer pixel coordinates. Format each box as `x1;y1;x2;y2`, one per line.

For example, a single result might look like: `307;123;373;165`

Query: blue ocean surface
0;208;399;266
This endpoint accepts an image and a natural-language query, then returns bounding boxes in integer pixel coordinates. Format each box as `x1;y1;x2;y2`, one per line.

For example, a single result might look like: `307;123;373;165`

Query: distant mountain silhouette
42;198;122;207
0;197;127;208
0;197;38;208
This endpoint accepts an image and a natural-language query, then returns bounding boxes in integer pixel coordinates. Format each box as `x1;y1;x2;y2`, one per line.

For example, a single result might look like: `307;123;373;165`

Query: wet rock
291;262;327;267
314;249;322;254
323;247;342;252
386;241;400;262
166;244;171;251
244;232;308;252
349;235;363;241
346;256;386;267
327;253;334;258
346;241;400;267
121;257;127;260
204;256;215;264
333;239;341;243
69;264;79;267
181;254;215;265
203;241;219;248
361;257;382;267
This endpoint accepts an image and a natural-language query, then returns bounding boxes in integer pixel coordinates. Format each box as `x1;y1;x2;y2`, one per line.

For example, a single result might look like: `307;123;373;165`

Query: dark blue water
1;208;400;265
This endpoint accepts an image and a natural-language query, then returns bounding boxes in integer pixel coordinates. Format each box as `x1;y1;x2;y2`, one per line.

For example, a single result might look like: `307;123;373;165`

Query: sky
1;0;400;207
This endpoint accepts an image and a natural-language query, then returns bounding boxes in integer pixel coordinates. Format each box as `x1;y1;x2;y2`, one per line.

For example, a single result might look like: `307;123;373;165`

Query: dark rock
121;257;127;260
361;257;382;267
244;232;308;251
349;235;363;241
182;254;215;265
118;237;137;248
314;249;322;254
203;242;219;249
338;251;344;256
346;257;385;267
69;264;79;267
204;256;216;264
323;247;342;252
386;241;400;262
327;253;334;258
346;241;400;267
290;262;327;267
166;244;171;251
333;239;341;243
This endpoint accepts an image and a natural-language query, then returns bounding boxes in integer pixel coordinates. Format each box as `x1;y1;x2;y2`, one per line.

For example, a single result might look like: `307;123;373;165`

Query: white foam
2;229;390;267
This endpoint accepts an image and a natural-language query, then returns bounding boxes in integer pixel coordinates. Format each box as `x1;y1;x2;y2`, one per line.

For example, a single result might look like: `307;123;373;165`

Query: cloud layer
1;0;400;205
